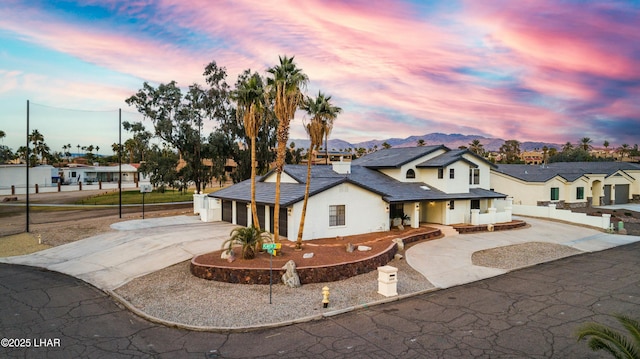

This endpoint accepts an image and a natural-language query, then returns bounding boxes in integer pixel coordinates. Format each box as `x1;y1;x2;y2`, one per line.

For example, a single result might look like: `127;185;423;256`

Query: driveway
406;216;640;288
0;216;237;290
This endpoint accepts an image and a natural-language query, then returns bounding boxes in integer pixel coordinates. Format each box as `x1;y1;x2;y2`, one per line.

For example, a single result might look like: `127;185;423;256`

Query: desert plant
222;226;272;260
576;314;640;359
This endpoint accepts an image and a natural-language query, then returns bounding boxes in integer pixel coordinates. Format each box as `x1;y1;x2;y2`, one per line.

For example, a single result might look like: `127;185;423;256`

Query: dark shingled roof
211;158;508;205
352;145;446;168
493;162;640;182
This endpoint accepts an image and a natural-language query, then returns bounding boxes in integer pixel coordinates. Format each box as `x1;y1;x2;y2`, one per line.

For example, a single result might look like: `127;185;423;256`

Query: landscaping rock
281;260;301;288
394;253;404;260
392;238;404;251
357;245;372;252
346;243;355;253
303;252;314;259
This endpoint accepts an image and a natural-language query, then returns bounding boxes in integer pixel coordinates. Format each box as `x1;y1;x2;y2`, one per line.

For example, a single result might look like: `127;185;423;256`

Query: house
206;145;509;241
302;149;353;165
490;162;640;208
0;164;58;189
59;164;141;185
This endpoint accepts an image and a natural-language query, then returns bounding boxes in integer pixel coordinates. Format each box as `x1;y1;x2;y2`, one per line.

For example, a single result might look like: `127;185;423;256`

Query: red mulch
193;227;432;269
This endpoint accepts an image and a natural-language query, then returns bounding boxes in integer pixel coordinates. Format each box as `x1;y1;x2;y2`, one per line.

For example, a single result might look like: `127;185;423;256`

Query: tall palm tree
580;137;593;151
267;55;308;242
232;70;266;230
576;314;640;359
0;130;5;142
296;91;341;249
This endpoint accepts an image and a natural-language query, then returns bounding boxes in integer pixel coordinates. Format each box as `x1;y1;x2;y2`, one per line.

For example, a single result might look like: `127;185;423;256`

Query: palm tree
0;130;5;142
562;141;574;153
580;137;593;151
619;144;631;158
576;314;640;359
297;91;341;249
232;70;266;230
222;226;272;260
469;139;484;155
267;55;308;242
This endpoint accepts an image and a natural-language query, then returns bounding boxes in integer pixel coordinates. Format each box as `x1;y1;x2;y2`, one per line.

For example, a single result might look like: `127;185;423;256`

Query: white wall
288;182;388;241
0;165;55;191
513;204;611;229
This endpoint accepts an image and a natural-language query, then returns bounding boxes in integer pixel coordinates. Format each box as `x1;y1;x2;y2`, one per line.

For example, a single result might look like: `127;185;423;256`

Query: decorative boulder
392;238;405;251
221;249;235;260
357;245;372;251
303;252;314;259
281;260;301;288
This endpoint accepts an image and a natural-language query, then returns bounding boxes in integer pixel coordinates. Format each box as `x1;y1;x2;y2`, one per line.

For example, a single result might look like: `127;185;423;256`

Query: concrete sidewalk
0;216;237;290
406;216;640;289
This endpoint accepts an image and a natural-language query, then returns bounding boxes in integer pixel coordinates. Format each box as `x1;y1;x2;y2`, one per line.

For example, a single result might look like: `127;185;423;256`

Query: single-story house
206;145;509;241
60;164;141;185
0;164;58;189
490;162;640;208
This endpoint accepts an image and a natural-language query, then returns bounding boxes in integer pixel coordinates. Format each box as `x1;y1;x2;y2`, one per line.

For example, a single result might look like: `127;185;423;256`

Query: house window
576;187;584;200
406;169;416;179
449;200;455;210
329;205;345;226
449;168;455;179
469;168;480;185
71;171;77;178
438;168;444;179
471;199;480;209
551;187;560;201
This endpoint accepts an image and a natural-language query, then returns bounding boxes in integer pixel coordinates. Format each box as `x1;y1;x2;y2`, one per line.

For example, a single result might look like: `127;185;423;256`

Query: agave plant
576;314;640;359
222;226;272;260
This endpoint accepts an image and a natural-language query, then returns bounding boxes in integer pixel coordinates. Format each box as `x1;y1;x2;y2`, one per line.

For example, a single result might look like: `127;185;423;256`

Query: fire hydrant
322;286;330;308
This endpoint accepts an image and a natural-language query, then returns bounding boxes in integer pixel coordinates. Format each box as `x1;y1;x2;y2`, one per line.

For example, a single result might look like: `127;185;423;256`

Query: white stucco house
59;164;141;185
205;145;509;241
491;162;640;208
0;164;58;190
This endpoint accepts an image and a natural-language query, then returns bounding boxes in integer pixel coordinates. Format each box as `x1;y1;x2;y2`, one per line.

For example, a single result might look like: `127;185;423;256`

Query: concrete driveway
0;216;237;290
406;216;640;289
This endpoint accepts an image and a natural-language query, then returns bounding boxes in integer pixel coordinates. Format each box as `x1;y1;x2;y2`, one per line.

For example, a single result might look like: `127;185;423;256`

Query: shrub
222;226;272;260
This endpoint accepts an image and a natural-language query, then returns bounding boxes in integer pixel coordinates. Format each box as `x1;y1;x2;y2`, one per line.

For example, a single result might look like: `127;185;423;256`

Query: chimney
332;158;351;174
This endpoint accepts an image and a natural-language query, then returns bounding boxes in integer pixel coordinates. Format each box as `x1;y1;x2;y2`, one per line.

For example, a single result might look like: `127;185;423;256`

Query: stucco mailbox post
377;265;398;297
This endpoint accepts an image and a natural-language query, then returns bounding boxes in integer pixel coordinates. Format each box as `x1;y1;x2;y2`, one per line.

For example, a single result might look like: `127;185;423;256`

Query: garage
615;184;630;204
222;200;232;223
236;201;248;226
256;204;267;230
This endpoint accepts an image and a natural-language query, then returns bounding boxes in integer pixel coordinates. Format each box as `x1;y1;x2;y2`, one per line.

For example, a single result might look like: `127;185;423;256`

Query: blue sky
1;0;639;154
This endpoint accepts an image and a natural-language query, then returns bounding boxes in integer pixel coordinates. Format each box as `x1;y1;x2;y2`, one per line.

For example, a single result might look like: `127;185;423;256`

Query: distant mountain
290;133;561;152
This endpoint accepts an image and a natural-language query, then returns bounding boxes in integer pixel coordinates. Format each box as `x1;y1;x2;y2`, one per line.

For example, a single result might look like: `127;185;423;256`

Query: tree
417;139;426;147
0;130;5;142
122;121;152;163
619;144;631;158
232;69;267;229
562;142;574;153
580;137;593;151
499;140;522;164
140;143;179;192
604;140;610;150
222;226;272;260
296;91;341;249
576;314;640;359
267;55;308;242
28;129;51;165
382;142;392;149
469;139;484;156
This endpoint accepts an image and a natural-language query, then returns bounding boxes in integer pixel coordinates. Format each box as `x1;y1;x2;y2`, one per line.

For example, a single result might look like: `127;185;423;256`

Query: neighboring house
0;164;57;189
207;145;508;241
302;150;353;165
520;151;544;165
491;162;640;208
60;164;140;185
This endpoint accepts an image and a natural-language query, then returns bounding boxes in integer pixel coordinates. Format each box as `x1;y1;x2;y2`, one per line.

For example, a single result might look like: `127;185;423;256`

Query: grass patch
74;186;222;205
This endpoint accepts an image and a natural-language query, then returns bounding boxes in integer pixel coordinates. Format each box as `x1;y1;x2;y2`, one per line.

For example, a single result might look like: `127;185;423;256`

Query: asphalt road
2;242;638;358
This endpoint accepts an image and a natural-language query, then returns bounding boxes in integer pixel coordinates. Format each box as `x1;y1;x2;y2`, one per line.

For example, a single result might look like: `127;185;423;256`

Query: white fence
0;182;140;196
512;203;611;229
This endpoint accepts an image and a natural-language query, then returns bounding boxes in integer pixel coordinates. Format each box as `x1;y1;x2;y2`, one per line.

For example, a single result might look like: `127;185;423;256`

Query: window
71;171;77;178
329;205;345;226
576;187;584;200
438;168;444;179
406;169;416;179
551;187;559;201
449;200;455;210
449;168;455;179
469;168;480;185
471;200;480;209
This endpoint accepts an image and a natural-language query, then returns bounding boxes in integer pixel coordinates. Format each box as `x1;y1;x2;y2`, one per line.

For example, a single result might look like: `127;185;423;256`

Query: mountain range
290;133;561;152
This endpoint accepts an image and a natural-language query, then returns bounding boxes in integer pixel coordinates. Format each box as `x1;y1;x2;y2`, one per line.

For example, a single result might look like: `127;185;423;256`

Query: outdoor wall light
287;207;292;216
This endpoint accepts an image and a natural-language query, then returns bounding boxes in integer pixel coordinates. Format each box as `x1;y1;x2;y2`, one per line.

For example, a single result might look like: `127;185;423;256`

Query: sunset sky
1;0;639;153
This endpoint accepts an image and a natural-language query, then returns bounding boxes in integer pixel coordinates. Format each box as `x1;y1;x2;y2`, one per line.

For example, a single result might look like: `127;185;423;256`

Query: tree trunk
295;145;315;249
250;136;260;230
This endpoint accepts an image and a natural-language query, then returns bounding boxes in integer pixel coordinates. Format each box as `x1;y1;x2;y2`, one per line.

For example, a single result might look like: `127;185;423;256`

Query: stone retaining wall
191;228;442;285
453;220;527;234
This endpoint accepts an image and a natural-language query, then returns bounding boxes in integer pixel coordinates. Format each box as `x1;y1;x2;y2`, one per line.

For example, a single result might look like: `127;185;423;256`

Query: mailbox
377;265;398;297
